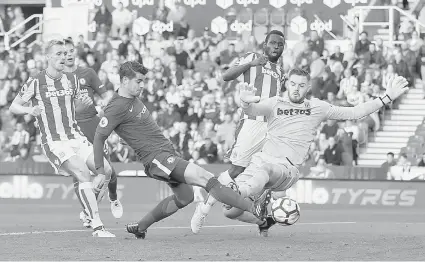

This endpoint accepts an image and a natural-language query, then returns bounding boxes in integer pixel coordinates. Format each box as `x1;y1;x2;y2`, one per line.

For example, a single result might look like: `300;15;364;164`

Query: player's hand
239;82;260;104
92;174;109;202
384;75;409;101
29;105;42;117
249;55;268;67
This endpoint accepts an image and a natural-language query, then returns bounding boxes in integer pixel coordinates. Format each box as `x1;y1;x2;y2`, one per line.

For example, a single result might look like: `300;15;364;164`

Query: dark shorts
145;151;189;187
77;116;101;144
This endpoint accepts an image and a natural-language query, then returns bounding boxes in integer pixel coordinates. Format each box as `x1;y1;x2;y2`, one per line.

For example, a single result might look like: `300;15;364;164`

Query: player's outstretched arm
326;76;409;120
222;53;267;81
239;83;274;117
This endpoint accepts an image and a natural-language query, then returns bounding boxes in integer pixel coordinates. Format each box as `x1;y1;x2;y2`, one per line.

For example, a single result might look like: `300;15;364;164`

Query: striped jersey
18;70;83;144
236;52;284;122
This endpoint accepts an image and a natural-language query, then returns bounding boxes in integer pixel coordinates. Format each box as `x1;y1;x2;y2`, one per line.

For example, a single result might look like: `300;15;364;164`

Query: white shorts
226;119;267;167
235;152;300;197
42;137;93;174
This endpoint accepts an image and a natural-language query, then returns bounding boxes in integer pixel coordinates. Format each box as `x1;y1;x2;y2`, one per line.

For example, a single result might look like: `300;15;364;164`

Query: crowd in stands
0;2;425;174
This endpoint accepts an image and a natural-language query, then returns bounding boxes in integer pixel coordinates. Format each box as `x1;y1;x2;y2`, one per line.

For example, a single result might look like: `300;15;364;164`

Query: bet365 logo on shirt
277;108;311;116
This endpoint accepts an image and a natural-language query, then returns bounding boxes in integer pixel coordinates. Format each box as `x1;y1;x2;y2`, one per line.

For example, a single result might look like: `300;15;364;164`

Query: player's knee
103;159;113;177
222;207;244;219
182;163;214;188
64;158;90;183
228;165;246;179
174;185;194;208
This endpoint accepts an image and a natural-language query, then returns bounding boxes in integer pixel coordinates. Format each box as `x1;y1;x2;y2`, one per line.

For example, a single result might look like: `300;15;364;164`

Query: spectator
324;136;342;166
111;1;132;38
330;45;344;63
93;31;113;54
171;122;192;159
5;122;30;161
219;43;238;66
110;142;129;163
94;4;113;35
118;33;130;57
336;128;353;166
368;43;386;69
355;31;372;56
380;152;397;180
401;42;417;79
321;70;339;98
216;114;236;157
0;80;10;109
158;103;181;130
344;120;359;165
199;137;218;163
308;156;335;179
392;48;412;85
174;41;191;69
321;119;339;139
308;30;324;56
310;50;326;98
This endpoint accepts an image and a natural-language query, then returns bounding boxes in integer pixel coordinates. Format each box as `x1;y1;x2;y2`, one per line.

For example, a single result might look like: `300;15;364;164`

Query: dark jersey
74;67;106;121
96;93;174;164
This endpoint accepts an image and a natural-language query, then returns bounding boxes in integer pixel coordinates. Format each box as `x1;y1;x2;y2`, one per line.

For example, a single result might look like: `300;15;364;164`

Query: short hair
45;39;64;53
119;61;148;81
287;68;311;81
387;152;394;157
63;38;74;47
400;153;407;158
265;30;285;43
360;31;368;36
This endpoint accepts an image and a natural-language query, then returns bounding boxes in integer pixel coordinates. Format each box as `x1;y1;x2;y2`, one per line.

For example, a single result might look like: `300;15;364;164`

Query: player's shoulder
237;52;259;65
77;66;97;76
103;94;128;115
308;98;332;110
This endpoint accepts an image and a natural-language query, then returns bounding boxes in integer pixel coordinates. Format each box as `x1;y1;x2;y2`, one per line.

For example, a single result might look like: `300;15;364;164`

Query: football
270;197;301;226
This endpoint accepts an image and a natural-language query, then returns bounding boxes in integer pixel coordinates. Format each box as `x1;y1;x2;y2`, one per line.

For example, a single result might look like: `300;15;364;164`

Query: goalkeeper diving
191;68;409;236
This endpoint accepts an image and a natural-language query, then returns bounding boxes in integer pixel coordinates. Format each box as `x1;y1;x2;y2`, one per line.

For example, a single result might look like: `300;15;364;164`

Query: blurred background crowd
0;0;424;179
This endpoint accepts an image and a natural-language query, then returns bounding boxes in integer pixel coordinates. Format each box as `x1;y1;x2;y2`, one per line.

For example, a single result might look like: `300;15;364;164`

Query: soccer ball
270;197;300;226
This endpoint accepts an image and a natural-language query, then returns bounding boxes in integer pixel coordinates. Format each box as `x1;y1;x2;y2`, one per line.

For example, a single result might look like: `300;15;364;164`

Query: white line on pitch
0;222;356;237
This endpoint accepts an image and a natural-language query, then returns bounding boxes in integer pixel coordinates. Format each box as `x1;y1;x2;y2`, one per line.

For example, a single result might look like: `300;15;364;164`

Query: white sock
201;170;235;214
77;182;103;230
217;170;234;185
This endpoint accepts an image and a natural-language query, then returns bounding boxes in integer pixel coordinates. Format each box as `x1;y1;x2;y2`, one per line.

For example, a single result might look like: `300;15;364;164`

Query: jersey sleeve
88;68;107;95
235;52;258;82
18;78;37;102
321;98;383;120
96;103;126;136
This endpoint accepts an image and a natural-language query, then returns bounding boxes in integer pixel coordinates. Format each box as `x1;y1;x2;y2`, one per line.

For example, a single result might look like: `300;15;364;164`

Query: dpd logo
211;16;228;34
236;0;259;7
152;20;173;33
131;0;154;8
290;16;308;35
344;0;368;6
269;0;287;8
290;0;313;6
182;0;206;7
216;0;233;9
133;16;150;35
310;19;332;34
230;20;252;34
323;0;341;8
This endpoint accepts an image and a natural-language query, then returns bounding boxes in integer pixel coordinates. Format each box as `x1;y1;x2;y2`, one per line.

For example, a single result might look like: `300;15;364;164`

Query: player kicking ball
10;40;115;237
190;30;286;234
62;38;123;228
92;61;271;239
192;68;409;237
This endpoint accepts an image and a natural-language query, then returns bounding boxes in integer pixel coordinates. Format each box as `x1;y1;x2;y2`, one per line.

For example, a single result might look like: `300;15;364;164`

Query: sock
108;169;118;201
138;195;184;232
235;211;264;225
77;182;103;230
73;178;88;216
217;170;234;185
202;170;234;214
205;177;253;213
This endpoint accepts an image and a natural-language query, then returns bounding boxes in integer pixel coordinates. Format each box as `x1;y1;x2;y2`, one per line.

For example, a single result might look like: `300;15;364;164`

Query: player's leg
78;117;122;218
127;182;194;238
43;141;114;237
203;120;266;209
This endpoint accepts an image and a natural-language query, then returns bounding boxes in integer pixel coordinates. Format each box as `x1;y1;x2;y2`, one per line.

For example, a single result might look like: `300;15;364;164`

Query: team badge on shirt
167;156;175;164
99;117;108;127
79;78;86;85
